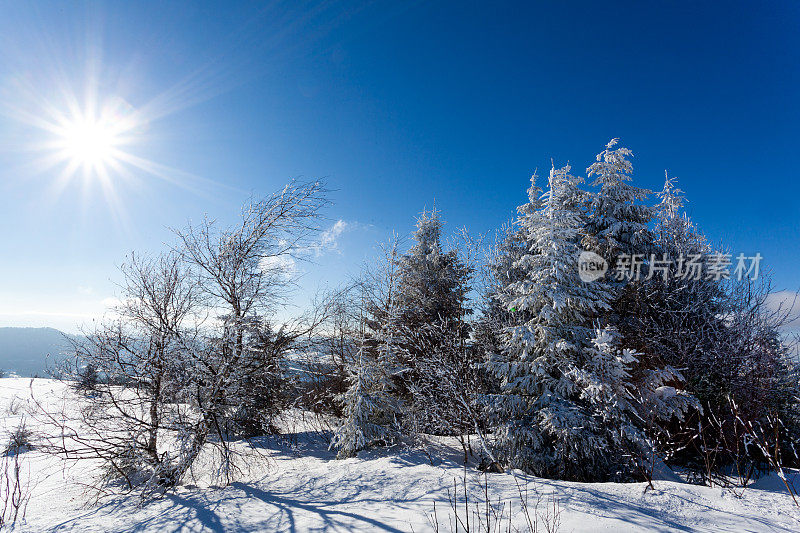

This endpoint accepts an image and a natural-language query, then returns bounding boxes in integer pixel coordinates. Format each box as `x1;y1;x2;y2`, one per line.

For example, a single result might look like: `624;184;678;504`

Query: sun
59;116;120;168
8;62;230;218
48;101;136;178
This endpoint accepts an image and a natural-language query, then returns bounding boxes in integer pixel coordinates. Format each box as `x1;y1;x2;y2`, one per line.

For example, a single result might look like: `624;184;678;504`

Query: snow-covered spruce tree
653;173;708;255
225;318;291;437
473;179;545;426
332;241;405;457
575;325;650;471
469;185;546;468
394;209;474;435
625;173;722;397
486;164;638;480
332;335;398;459
583;146;698;468
474;218;531;370
653;175;791;415
612;172;799;478
582;138;654;270
581;139;655;333
395;209;472;332
577;322;696;480
470;222;529;458
225;291;337;437
76;362;100;393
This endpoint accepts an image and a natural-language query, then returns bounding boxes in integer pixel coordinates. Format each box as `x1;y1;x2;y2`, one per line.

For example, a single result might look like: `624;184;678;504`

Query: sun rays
0;37;241;230
0;0;362;230
43;96;139;186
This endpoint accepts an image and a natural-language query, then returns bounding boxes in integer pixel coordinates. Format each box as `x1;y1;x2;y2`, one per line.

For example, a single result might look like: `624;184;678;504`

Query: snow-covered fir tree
333;241;405;457
473;220;529;369
622;173;715;413
486;164;621;480
654;172;710;258
583;138;654;271
226;318;291;437
393;209;473;434
636;173;799;469
582;150;698;464
622;172;716;390
483;159;704;480
332;335;399;458
476;172;545;351
575;324;667;477
395;209;471;332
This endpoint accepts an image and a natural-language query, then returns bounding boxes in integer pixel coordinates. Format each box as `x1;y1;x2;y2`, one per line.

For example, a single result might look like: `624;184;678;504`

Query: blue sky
0;1;798;333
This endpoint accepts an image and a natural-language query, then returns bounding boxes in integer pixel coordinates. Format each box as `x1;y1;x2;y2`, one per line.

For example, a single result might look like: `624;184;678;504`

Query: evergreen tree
394;209;473;434
333;241;404;456
580;326;645;462
473;221;529;376
395;209;472;334
332;336;399;458
486;165;617;480
583;151;699;463
583;138;654;271
654;172;711;259
227;319;290;437
76;362;99;393
620;173;714;408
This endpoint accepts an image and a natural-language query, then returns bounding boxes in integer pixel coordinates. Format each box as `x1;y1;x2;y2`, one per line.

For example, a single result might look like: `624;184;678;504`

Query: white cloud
765;291;800;350
311;219;348;256
259;254;297;277
765;291;800;327
101;297;123;308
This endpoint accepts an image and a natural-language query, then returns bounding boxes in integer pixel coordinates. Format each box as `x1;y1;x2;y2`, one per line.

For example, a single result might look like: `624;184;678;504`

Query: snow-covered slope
1;378;798;532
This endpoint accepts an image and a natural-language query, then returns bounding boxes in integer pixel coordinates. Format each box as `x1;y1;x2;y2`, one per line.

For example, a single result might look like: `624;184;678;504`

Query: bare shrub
0;423;32;528
427;467;561;533
4;397;24;417
3;420;34;457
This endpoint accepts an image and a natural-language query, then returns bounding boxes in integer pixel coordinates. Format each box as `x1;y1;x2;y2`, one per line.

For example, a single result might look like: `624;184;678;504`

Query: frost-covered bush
3;420;33;457
36;181;331;498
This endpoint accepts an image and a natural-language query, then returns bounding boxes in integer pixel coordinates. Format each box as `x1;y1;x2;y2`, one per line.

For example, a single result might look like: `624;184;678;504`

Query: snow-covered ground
1;377;799;532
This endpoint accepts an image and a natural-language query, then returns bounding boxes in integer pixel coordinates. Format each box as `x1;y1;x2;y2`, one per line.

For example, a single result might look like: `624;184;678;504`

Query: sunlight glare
60;116;118;168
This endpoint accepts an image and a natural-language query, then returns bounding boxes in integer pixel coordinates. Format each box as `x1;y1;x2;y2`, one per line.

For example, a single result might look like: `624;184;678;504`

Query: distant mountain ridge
0;327;75;377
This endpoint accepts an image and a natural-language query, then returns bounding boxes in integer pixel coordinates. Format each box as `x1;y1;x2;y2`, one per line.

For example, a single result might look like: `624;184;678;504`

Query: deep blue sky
1;1;798;332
